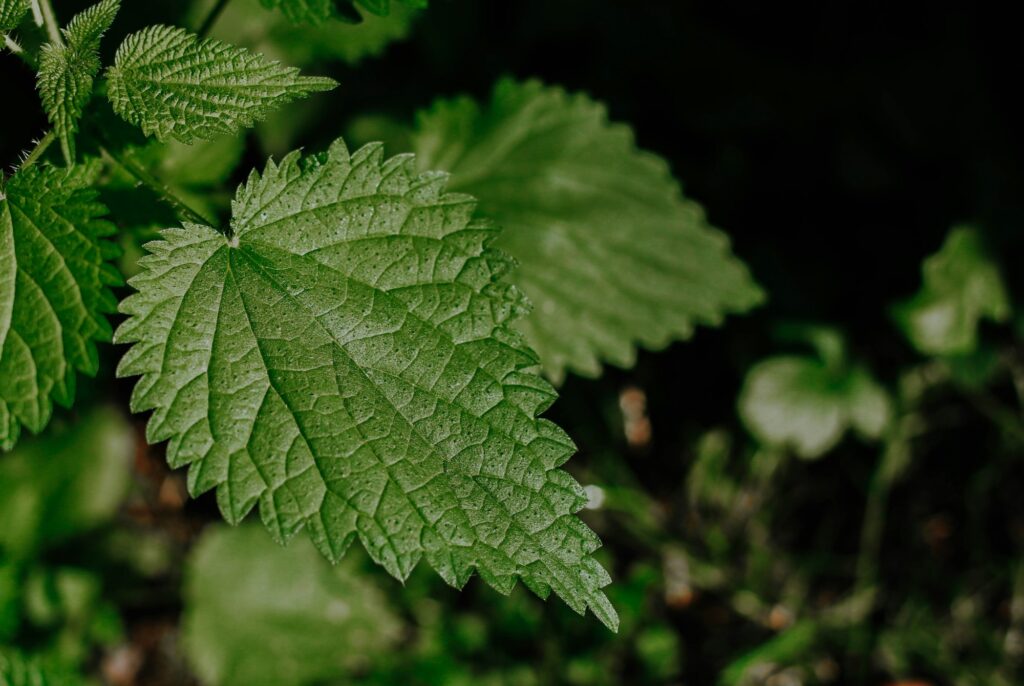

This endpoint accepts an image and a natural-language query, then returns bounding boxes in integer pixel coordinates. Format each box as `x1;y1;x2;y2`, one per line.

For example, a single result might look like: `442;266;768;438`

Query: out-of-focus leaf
182;525;403;686
895;227;1009;356
0;647;83;686
0;407;134;558
413;79;764;382
739;332;891;459
199;0;418;66
258;0;425;25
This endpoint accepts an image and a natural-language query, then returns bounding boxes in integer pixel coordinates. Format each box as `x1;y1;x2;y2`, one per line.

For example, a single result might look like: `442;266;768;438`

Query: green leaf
115;138;619;630
183;525;402;686
0;407;134;558
413;79;764;382
202;0;418;66
0;163;122;451
106;25;337;143
259;0;425;25
894;226;1010;356
0;0;28;32
738;334;891;459
36;0;121;165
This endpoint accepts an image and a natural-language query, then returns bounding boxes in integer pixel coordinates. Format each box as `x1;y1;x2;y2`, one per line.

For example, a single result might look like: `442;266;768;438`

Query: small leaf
106;25;337;143
0;162;122;451
739;337;891;460
0;0;29;32
894;226;1010;356
413;79;764;382
36;0;121;165
115;138;618;630
183;525;402;686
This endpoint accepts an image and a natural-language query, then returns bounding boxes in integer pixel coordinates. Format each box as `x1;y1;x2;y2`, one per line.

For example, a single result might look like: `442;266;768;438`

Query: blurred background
2;1;1023;684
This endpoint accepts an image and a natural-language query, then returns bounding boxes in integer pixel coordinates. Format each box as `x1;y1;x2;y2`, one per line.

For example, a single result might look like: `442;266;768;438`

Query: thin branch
19;131;57;171
98;145;221;231
196;0;231;38
4;33;38;69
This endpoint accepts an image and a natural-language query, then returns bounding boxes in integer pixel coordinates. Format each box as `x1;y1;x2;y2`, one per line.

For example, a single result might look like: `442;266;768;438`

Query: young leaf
36;0;121;165
115;138;619;631
105;25;337;143
738;331;891;459
413;79;765;382
183;525;402;686
260;0;426;25
0;163;122;451
0;0;29;32
894;226;1010;356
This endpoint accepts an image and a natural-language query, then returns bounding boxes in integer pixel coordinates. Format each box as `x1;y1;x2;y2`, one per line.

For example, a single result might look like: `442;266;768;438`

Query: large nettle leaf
414;79;764;382
106;25;336;143
0;163;121;451
116;139;618;630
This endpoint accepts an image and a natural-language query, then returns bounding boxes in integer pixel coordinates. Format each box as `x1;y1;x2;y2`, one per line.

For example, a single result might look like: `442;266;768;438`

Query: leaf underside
115;138;618;630
0;163;121;451
413;79;765;382
106;25;337;143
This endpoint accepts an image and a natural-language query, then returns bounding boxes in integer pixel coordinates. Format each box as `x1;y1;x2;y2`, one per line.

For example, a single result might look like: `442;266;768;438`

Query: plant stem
34;0;63;47
196;0;231;38
20;131;57;170
4;32;39;70
98;145;220;230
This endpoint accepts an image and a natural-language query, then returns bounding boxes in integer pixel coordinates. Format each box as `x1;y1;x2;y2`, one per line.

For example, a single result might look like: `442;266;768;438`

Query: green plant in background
2;1;1023;685
739;326;891;459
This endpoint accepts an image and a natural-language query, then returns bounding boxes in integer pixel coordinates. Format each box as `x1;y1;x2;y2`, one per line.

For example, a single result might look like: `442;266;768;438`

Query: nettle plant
0;0;762;631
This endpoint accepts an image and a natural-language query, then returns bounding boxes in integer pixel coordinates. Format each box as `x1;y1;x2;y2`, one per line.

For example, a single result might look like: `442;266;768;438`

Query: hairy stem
3;32;22;54
33;0;63;47
196;0;231;38
98;145;220;230
19;131;57;171
4;32;37;68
